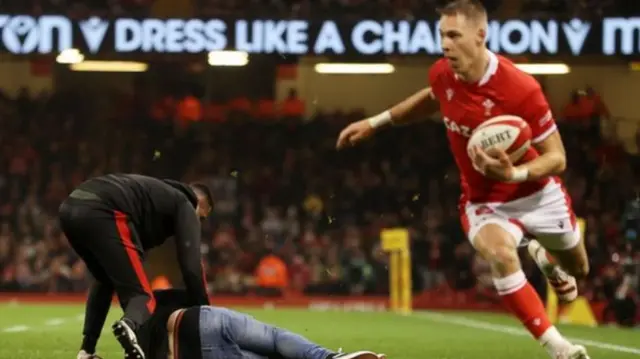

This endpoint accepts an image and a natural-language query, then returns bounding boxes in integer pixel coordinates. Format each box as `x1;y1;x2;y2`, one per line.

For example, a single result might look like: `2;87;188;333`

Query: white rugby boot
527;240;578;302
76;350;103;359
330;348;386;359
555;344;590;359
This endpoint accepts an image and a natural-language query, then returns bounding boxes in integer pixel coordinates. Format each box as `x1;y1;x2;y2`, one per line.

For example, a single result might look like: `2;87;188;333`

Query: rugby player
336;1;590;358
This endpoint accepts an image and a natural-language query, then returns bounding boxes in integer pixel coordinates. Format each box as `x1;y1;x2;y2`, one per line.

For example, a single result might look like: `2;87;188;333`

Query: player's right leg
197;306;385;359
464;207;589;359
59;197;152;358
59;199;114;358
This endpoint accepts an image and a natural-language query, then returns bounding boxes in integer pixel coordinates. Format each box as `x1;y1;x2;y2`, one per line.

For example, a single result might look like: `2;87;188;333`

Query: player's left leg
528;228;589;279
198;306;384;359
520;183;589;302
527;231;588;303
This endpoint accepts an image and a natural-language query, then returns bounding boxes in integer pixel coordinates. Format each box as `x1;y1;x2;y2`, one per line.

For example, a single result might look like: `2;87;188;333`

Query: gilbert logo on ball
467;115;532;163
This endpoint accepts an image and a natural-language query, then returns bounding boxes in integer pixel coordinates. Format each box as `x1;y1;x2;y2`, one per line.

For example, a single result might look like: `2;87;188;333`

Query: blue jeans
199;306;334;359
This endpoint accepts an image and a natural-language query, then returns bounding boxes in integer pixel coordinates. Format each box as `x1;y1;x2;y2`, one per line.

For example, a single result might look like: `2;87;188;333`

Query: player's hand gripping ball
467;115;532;180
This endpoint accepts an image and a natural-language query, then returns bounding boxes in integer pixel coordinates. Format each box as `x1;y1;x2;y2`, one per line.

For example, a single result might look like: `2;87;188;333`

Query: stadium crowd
0;85;637;326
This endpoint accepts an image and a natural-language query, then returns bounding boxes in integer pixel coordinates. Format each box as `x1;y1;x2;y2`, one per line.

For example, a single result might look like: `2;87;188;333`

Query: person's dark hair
190;182;213;208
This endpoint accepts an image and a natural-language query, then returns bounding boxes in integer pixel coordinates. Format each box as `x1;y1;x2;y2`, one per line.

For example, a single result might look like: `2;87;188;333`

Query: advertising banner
1;15;640;56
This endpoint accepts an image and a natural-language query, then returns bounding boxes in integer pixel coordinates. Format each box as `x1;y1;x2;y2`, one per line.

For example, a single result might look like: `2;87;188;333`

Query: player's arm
368;87;440;128
336;87;439;149
371;61;446;129
336;62;445;149
513;89;567;181
515;131;566;180
336;61;446;149
173;200;210;306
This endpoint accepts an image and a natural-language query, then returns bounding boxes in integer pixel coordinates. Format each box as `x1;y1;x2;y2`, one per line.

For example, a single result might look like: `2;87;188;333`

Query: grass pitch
1;303;639;359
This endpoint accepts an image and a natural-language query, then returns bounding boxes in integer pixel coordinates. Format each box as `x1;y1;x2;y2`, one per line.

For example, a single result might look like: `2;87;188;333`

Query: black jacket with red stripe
75;173;209;305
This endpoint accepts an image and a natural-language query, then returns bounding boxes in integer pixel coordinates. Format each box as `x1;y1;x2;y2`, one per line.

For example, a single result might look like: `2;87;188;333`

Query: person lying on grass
78;289;386;359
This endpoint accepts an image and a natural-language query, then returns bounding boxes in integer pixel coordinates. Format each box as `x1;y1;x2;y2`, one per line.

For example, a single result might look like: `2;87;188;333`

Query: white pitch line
0;349;123;355
3;325;30;333
417;312;640;355
45;318;66;326
3;313;83;333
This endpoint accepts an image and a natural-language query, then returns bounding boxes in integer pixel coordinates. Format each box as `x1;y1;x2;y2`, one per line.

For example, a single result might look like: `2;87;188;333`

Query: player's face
439;13;486;75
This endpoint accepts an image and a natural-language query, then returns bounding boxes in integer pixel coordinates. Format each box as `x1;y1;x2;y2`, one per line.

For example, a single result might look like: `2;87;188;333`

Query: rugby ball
467;115;532;163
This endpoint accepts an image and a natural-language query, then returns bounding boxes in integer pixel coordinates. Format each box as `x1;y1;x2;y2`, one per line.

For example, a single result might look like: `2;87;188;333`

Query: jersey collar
163;179;199;208
477;50;498;86
452;50;498;86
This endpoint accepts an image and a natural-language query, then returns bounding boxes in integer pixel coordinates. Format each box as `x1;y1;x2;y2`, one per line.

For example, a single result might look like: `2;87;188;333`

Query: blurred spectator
255;251;289;296
562;87;611;145
255;97;277;121
599;254;638;327
563;90;592;124
280;89;305;119
344;247;376;295
176;94;203;124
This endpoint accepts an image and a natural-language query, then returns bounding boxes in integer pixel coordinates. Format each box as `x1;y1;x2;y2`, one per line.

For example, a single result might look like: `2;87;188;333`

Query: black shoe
112;319;145;359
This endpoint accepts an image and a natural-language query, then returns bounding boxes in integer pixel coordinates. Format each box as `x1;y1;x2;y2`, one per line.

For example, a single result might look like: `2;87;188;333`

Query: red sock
493;271;552;339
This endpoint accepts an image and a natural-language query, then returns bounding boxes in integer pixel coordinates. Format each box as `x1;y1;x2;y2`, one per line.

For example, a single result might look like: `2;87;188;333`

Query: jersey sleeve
519;87;557;144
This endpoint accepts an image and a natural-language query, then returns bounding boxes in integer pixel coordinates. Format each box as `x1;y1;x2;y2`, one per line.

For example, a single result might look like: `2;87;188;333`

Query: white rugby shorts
461;180;581;251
